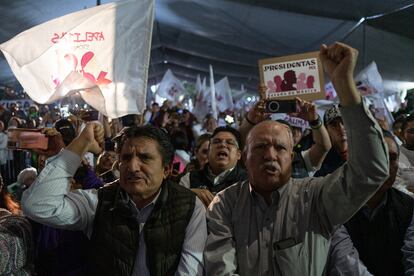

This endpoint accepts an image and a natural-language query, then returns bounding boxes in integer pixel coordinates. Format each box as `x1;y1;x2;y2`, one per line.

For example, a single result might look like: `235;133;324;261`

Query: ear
163;164;171;179
236;149;242;161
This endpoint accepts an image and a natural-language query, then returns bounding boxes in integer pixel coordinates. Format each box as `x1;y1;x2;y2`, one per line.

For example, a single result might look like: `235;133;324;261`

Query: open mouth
263;163;279;174
217;151;228;159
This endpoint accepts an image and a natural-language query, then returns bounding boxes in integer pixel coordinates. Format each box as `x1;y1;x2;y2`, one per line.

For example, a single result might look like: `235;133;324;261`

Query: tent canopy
1;0;413;93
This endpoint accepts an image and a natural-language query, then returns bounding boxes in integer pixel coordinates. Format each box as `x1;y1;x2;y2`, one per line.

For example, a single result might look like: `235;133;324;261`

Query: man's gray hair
17;167;37;184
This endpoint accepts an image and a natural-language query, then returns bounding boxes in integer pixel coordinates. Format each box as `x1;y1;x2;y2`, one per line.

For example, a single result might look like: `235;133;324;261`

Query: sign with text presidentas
259;51;325;101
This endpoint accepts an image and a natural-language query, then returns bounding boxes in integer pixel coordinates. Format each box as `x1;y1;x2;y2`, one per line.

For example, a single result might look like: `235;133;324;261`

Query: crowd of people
0;42;413;275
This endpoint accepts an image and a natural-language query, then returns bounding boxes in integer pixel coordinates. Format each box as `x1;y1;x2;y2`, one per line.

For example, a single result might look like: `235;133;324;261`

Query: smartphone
60;105;70;118
81;110;99;121
265;99;297;113
7;128;49;150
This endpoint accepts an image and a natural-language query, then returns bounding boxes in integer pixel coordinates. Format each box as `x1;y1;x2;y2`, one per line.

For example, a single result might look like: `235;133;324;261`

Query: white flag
193;75;210;121
355;62;384;96
214;77;234;112
209;65;218;119
0;0;154;118
155;69;186;104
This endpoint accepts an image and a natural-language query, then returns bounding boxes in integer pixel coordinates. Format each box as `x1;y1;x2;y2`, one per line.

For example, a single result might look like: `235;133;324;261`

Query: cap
324;105;342;125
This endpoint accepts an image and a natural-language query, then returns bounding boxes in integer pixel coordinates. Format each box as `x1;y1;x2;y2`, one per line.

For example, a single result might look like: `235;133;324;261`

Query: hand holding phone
288;97;318;122
265;99;297;113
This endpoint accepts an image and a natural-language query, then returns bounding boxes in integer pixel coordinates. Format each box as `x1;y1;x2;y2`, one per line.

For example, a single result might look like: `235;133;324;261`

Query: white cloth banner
193;75;210;121
0;0;154;118
214;77;234;112
155;69;186;104
355;62;384;96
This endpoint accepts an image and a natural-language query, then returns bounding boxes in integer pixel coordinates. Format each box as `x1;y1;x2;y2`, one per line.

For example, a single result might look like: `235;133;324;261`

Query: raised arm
22;122;104;235
291;98;331;170
317;42;389;226
239;85;270;146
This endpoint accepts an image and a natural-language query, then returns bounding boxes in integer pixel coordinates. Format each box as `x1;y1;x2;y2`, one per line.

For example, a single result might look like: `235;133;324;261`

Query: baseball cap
324;105;342;125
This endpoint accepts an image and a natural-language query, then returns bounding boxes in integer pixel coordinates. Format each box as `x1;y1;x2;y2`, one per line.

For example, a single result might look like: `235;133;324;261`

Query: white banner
193;75;210;121
155;69;186;104
355;62;384;96
214;77;234;112
0;0;154;118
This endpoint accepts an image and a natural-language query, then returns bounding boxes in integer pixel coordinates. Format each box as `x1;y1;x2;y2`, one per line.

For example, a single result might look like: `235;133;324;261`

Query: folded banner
0;0;154;118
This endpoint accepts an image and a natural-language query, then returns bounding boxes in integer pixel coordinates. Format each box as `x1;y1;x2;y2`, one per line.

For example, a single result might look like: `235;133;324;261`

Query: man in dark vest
344;131;414;275
22;124;207;275
179;126;247;207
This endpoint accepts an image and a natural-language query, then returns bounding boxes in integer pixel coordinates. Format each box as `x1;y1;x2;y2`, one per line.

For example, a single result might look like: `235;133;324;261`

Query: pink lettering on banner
51;32;105;44
52;51;112;87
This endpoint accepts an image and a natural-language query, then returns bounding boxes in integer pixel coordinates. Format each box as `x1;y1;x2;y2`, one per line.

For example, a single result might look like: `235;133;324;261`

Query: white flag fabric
155;69;186;104
355;62;384;96
214;77;234;112
209;65;218;119
0;0;154;118
193;75;210;121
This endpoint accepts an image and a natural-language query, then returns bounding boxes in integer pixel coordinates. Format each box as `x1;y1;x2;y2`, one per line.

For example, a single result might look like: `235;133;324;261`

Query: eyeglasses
211;138;239;148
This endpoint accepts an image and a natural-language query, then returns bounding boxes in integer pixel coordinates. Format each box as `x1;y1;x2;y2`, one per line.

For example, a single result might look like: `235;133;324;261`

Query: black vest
189;162;247;193
345;188;414;276
89;181;196;276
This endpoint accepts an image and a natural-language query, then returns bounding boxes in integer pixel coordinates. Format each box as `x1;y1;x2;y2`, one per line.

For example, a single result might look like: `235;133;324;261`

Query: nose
127;156;141;173
263;145;278;161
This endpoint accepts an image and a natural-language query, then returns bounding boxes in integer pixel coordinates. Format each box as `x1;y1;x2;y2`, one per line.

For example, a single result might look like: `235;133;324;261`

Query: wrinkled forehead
212;131;237;141
248;121;293;146
121;137;160;154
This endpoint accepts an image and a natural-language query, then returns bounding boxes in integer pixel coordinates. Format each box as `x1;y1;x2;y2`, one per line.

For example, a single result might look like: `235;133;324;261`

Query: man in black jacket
179;126;247;207
343;131;414;275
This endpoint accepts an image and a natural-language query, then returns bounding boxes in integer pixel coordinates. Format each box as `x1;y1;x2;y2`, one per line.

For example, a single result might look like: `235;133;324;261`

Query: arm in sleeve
402;210;414;275
307;123;332;169
175;197;207;276
204;193;239;276
319;102;389;227
325;225;373;276
21;149;98;236
302;148;320;176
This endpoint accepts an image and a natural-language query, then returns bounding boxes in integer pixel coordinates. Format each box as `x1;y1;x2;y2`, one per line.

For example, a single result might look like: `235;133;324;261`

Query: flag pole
209;65;218;119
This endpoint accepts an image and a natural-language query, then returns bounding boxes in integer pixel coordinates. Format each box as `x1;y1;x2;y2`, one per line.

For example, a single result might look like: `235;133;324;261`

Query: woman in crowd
0;173;34;275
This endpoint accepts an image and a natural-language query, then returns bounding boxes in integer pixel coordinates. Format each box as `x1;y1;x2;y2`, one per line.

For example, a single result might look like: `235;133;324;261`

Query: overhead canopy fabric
1;0;413;94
